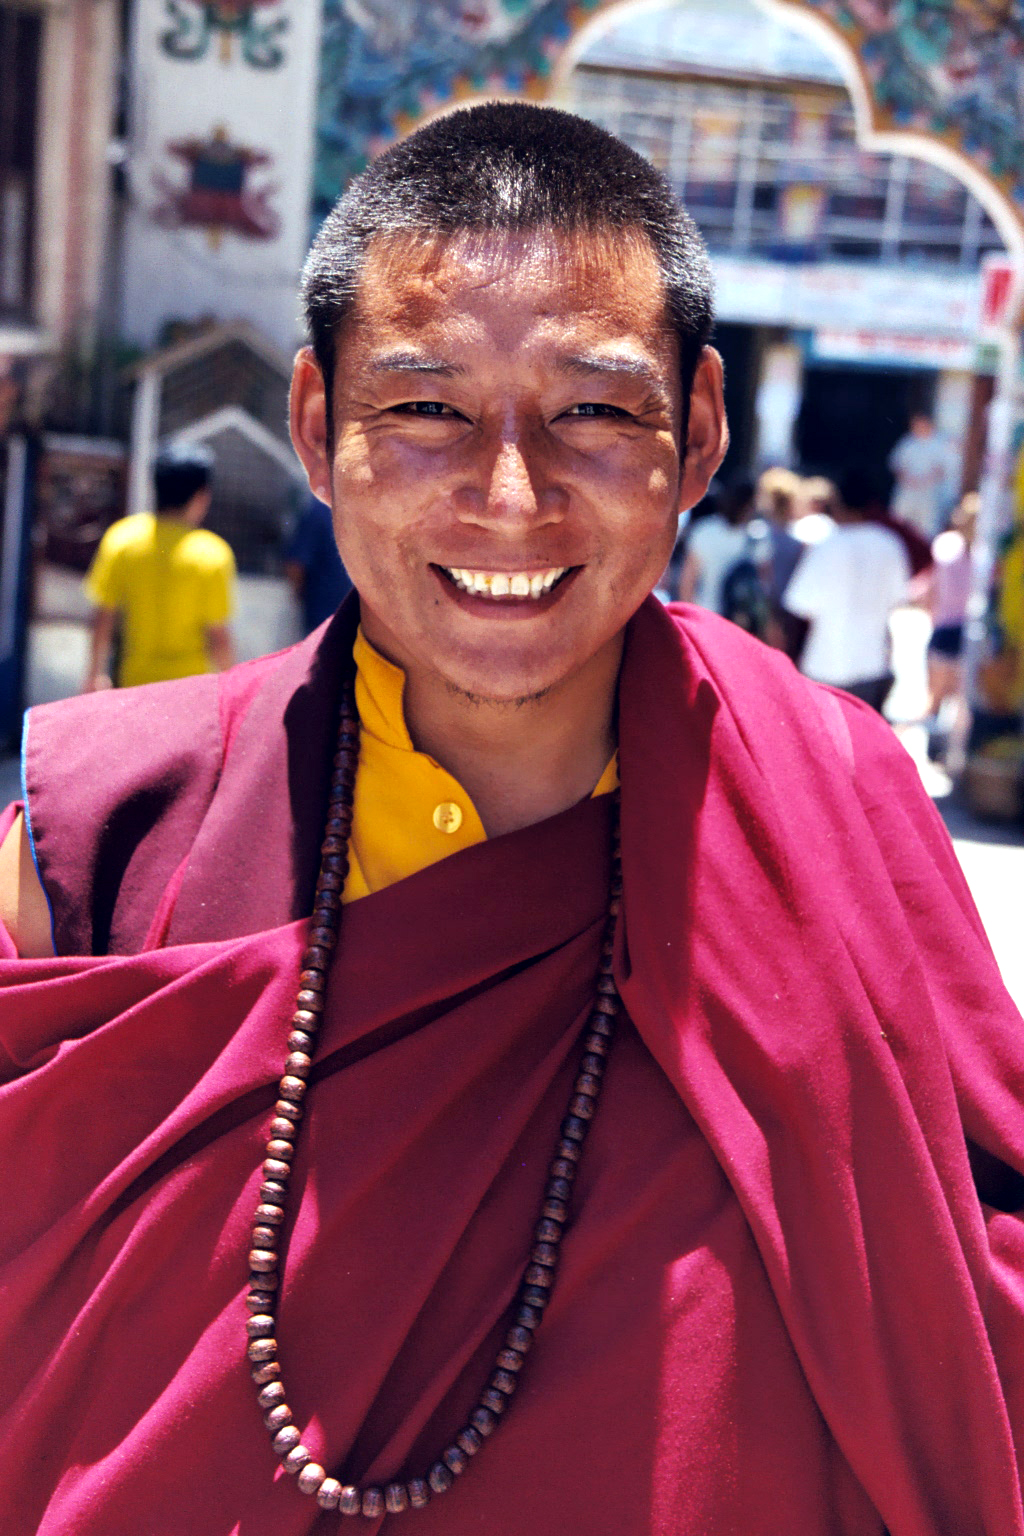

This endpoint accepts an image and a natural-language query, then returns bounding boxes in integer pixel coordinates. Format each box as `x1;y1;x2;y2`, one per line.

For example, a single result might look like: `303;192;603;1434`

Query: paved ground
2;580;1022;1009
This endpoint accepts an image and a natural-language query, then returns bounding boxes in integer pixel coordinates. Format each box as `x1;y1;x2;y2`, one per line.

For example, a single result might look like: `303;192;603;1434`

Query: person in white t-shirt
782;476;911;713
678;477;754;612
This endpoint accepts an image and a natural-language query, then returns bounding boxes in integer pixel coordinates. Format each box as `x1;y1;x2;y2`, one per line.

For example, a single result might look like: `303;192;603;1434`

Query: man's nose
459;432;566;527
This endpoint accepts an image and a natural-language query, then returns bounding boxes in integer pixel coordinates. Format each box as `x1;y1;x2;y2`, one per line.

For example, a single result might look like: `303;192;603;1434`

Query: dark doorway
713;322;758;481
796;364;934;500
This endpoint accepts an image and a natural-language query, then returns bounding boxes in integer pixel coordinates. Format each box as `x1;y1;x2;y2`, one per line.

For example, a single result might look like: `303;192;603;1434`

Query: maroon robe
3;596;1024;1535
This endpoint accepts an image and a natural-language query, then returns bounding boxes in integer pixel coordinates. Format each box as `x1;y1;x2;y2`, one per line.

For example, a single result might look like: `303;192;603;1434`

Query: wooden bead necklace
246;675;623;1518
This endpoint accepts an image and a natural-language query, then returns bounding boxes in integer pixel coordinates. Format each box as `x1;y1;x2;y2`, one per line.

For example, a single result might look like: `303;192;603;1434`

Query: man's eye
394;400;452;416
564;402;627;418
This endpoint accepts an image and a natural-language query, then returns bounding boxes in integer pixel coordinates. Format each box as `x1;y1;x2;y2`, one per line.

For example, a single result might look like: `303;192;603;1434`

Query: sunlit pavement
1;598;1021;1009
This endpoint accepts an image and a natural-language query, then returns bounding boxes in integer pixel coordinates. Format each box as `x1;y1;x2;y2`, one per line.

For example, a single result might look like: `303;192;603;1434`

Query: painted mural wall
122;0;321;352
311;0;1024;237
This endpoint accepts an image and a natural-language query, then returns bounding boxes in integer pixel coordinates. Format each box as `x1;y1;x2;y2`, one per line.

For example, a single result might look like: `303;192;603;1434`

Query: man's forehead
348;225;672;346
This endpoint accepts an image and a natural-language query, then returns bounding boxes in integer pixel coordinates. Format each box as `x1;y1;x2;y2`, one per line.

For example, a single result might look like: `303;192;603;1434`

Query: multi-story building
563;0;1009;491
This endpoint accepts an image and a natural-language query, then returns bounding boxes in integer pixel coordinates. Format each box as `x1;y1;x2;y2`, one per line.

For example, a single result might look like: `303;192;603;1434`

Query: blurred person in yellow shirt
83;444;236;691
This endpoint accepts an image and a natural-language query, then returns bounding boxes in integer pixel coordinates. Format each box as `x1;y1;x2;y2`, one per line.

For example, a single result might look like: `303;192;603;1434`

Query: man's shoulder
97;512;154;555
181;526;235;570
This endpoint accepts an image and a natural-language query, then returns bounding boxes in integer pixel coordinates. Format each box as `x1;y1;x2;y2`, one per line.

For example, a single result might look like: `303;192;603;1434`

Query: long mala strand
246;676;624;1518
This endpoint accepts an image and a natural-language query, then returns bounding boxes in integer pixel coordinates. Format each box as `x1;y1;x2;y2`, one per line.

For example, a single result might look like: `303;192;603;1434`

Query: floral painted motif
152;125;280;245
161;0;288;68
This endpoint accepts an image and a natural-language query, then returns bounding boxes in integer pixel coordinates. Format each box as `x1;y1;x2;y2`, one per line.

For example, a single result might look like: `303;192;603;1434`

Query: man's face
291;228;726;704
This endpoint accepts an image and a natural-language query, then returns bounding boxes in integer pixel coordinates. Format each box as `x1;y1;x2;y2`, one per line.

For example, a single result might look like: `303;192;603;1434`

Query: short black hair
302;102;714;427
153;443;214;512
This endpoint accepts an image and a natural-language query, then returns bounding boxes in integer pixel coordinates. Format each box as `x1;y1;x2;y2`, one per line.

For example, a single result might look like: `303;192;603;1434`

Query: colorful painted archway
315;0;1024;258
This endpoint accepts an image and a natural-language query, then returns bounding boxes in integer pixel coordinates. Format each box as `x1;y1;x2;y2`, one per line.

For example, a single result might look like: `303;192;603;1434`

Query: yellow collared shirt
344;628;618;902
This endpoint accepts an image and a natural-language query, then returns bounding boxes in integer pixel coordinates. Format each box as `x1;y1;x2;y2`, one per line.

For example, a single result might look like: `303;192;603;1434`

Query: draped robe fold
4;596;1024;1535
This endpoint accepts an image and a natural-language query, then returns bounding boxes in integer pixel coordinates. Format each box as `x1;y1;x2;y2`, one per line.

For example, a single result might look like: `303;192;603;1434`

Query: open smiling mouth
434;565;576;600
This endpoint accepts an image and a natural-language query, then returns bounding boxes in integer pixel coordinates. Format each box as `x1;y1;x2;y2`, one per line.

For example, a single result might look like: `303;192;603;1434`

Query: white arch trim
170;406;307;481
549;0;1024;285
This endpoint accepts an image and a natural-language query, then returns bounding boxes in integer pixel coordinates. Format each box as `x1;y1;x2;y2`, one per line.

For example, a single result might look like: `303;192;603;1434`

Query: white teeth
441;566;569;599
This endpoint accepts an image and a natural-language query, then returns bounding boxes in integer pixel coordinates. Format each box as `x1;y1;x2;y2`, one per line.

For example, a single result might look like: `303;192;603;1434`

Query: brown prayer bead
583;1033;609;1056
525;1264;554;1289
265;1139;294;1162
339;1486;361;1515
294;989;323;1011
319;855;346;878
589;1013;614;1035
569;1095;595;1120
562;1115;590;1140
491;1370;518;1396
320;834;345;853
597;974;618;994
247;1291;275;1313
542;1197;569;1223
248;1249;278;1273
575;1073;601;1097
317;871;342;892
298;966;326;990
308;926;336;950
278;1076;307;1103
362;1488;385;1517
581;1054;605;1077
246;1314;276;1339
408;1479;431;1508
283;1053;312;1080
272;1425;301;1456
254;1202;285;1226
269;1115;298;1138
298;1462;326;1495
385;1483;410;1512
258;1381;286;1409
479;1388;507;1415
429;1463;454;1493
317;1477;342;1510
251;1362;280;1386
274;1098;303;1121
262;1158;291;1182
531;1242;559;1267
536;1218;562;1243
443;1445;468;1475
290;1010;319;1032
264;1404;292;1432
456;1427;483;1456
247;1338;277;1363
496;1348;524;1371
250;1268;278;1290
283;1443;311;1474
556;1137;582;1162
546;1176;571;1201
508;1322;536;1347
251;1226;278;1249
521;1285;550;1309
470;1407;497;1437
303;942;332;967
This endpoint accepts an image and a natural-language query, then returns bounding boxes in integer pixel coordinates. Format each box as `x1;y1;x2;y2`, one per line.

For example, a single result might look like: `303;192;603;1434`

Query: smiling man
3;104;1024;1536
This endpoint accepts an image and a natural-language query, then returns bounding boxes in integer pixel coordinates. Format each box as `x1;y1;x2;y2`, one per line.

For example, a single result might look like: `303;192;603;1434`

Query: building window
0;5;41;321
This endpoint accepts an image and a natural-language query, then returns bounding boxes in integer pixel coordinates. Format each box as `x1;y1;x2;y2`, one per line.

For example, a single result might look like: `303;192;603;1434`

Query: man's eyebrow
557;353;668;390
369;350;466;377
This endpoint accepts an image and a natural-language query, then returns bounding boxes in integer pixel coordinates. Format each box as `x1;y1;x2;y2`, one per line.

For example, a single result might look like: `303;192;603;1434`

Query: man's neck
382;636;622;839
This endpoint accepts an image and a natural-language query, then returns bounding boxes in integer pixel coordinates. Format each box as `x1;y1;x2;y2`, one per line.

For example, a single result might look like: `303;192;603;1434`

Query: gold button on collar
432;800;463;834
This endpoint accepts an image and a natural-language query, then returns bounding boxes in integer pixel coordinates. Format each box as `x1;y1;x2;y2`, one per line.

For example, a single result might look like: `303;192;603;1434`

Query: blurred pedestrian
756;466;806;658
678;474;755;613
83;443;236;690
783;475;910;712
284;491;352;635
917;491;979;743
841;463;933;577
790;475;837;546
888;412;956;539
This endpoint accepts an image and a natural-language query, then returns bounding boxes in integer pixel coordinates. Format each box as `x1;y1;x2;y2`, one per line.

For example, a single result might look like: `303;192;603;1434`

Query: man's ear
678;347;729;511
290;348;333;504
